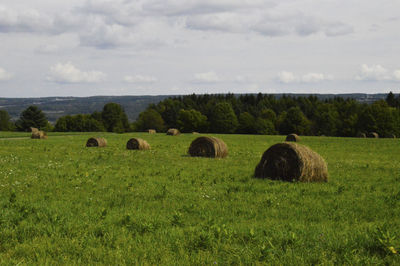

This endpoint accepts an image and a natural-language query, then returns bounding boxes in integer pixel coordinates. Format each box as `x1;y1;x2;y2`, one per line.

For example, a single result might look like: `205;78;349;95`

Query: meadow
0;132;399;264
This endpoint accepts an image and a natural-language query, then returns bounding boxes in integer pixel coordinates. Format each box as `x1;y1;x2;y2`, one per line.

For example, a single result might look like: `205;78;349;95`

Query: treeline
1;92;399;137
134;92;400;137
0;103;131;133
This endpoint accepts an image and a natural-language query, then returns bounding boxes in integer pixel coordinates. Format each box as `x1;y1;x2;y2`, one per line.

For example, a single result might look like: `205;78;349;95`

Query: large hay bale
166;128;180;136
31;130;47;139
188;136;228;158
30;127;39;133
367;132;379;138
254;142;328;182
86;137;107;147
148;129;156;134
285;133;300;142
357;132;367;138
126;138;150;150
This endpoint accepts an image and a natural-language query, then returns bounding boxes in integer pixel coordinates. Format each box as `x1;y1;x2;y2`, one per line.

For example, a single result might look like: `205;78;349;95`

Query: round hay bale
148;129;156;134
126;138;150;150
166;128;180;136
192;132;200;134
86;137;107;147
357;132;367;138
30;127;39;133
188;136;228;158
367;132;379;138
285;133;300;142
254;142;328;182
31;130;47;139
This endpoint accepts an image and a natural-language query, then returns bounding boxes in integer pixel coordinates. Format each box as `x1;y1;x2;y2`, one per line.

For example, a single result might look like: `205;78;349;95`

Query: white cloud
193;71;221;83
355;64;391;81
0;67;13;81
124;75;157;83
47;62;106;83
277;71;297;83
278;71;333;83
355;64;400;82
301;73;333;83
234;75;250;83
393;70;400;81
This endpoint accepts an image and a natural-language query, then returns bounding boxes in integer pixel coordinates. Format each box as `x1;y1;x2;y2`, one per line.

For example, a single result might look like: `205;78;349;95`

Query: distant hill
0;93;389;123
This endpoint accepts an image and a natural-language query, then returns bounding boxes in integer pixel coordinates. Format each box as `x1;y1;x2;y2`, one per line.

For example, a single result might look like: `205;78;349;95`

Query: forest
1;92;399;137
133;92;400;137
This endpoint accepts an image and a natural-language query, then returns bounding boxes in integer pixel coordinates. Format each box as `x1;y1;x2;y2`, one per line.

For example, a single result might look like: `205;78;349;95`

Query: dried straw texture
86;137;107;147
357;132;367;138
31;131;47;139
192;132;200;134
254;142;328;182
385;134;396;138
148;129;156;134
30;127;39;133
285;133;300;142
188;137;228;158
126;138;150;150
166;128;180;136
367;132;379;138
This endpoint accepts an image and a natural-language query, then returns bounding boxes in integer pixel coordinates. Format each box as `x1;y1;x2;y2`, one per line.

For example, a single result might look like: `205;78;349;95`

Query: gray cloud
1;0;399;97
0;6;53;33
186;9;353;37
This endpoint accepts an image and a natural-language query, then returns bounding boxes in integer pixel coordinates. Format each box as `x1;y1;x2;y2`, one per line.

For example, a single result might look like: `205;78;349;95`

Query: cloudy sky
0;0;399;97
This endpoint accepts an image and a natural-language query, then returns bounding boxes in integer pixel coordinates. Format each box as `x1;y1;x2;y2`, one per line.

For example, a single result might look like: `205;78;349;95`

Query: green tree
54;114;105;132
156;99;184;128
254;117;277;135
386;91;397;107
16;106;48;131
101;103;130;133
0;110;14;131
312;103;339;136
54;116;68;132
259;108;277;122
135;109;165;132
177;109;208;133
237;112;256;134
278;107;311;135
209;102;238;133
358;100;398;136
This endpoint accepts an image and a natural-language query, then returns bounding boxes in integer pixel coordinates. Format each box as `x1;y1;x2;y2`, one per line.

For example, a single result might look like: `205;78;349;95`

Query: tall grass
0;132;399;264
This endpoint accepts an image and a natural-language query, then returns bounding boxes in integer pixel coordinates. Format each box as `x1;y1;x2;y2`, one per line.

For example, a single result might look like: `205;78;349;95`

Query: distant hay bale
148;129;156;134
126;138;150;150
285;133;300;142
30;127;39;133
254;142;328;182
31;130;47;139
367;132;379;138
357;132;367;138
86;137;107;147
192;132;200;134
166;128;180;136
188;136;228;158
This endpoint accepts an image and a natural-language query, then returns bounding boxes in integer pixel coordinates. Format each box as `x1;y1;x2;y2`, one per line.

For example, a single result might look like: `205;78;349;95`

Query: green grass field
0;132;399;264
